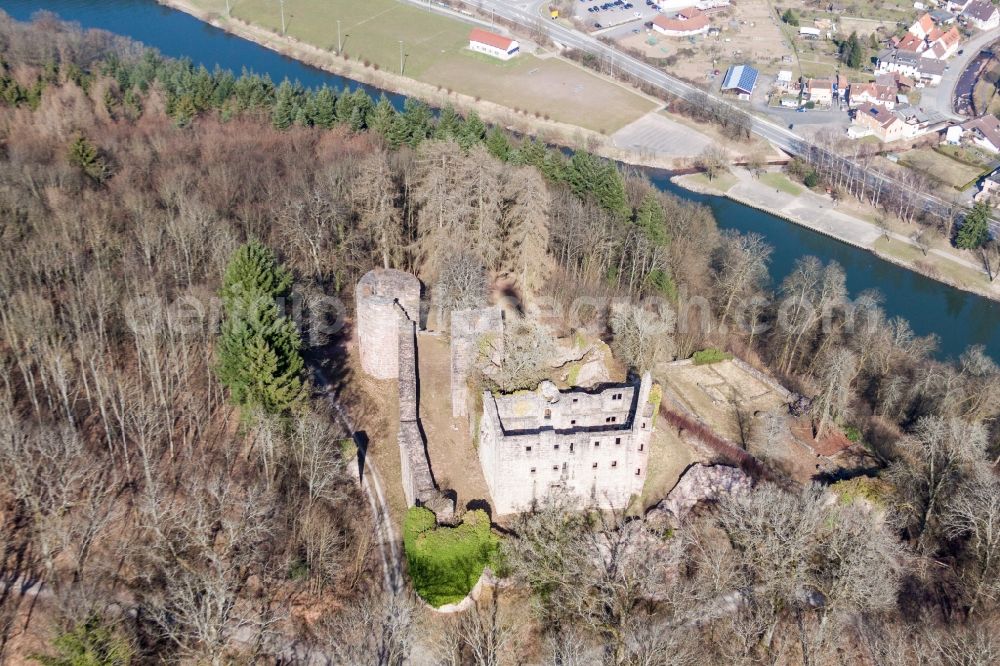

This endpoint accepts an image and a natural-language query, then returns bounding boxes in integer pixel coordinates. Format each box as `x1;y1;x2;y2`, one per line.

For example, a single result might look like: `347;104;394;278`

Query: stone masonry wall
355;269;421;379
479;373;654;515
397;309;455;522
450;307;503;418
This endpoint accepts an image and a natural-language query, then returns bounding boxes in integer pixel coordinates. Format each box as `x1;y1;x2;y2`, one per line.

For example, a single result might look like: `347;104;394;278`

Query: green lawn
189;0;655;133
872;237;986;289
686;171;737;193
194;0;470;77
899;148;989;191
760;171;803;196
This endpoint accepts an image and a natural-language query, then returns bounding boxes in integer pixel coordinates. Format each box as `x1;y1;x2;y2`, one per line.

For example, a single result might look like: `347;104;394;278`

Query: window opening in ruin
592;462;598;469
572;398;578;403
594;441;600;447
525;446;532;453
639;443;645;452
530;467;536;473
544;408;551;419
641;422;646;429
554;444;560;451
570;442;575;453
571;419;576;425
562;462;567;471
615;437;621;445
636;468;641;475
612;461;617;468
552;465;558;471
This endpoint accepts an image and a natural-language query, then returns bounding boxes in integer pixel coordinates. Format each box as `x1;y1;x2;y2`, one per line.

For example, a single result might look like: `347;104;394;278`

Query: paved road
921;26;1000;121
405;0;997;234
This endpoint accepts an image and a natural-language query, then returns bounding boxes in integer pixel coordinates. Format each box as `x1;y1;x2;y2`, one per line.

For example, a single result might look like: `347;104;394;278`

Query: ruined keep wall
450;307;503;418
478;373;655;515
355;269;421;379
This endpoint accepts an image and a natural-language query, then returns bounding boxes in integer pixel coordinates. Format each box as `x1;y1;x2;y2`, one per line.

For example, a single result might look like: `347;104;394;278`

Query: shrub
403;508;499;607
844;425;862;442
648;382;663;415
692;348;732;365
803;171;820;188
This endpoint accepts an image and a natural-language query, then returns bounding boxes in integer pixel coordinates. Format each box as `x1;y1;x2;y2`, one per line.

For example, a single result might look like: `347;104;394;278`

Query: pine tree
956;201;991;250
68;134;109;183
368;94;397;138
310;85;337;128
217;241;305;415
434;104;462;140
32;615;133;666
457;110;486;150
485;126;512;161
635;192;669;245
272;80;297;130
221;240;293;304
400;98;432;147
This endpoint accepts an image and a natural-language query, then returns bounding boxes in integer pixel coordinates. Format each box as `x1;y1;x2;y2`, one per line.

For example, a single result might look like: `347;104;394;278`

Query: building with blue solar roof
720;64;759;98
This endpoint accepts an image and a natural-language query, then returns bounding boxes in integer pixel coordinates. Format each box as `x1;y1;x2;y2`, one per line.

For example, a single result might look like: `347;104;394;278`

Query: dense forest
0;11;998;665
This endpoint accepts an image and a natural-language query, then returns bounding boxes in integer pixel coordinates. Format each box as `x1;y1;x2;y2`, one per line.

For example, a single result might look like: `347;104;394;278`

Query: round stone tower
355;268;421;379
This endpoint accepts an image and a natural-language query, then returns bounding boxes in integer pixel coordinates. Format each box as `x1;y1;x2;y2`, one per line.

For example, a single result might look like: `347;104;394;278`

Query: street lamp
337;19;342;52
279;0;286;35
399;40;405;75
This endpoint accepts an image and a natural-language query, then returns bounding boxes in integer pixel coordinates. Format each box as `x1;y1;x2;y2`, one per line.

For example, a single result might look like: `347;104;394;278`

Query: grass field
190;0;655;132
873;237;986;290
194;0;470;77
900;148;988;191
760;171;803;196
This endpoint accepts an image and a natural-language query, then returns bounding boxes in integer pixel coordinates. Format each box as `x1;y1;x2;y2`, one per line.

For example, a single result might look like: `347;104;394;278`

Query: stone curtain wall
397;306;455;522
450;307;503;418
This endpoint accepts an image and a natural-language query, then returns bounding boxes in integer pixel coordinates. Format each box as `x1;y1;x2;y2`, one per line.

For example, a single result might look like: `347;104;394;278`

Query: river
4;0;999;361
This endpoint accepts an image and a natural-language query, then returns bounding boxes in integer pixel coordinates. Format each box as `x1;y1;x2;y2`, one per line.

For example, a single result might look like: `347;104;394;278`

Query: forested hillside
0;12;998;665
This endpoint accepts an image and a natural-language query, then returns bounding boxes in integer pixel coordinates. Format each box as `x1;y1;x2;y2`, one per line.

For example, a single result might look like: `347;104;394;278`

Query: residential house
948;0;975;12
805;78;834;105
876;72;915;91
799;27;822;39
930;9;957;24
909;13;935;39
922;26;961;59
652;12;710;37
944;124;965;145
974;170;1000;204
849;83;898;109
961;114;1000;152
468;28;520;60
721;64;759;97
876;50;945;85
964;0;1000;30
775;69;794;91
897;32;926;53
851;103;906;142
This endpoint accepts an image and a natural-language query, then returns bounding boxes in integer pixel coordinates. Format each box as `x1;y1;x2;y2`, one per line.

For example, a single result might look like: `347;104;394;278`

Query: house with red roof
909;12;935;39
652;11;710;37
468;28;520;60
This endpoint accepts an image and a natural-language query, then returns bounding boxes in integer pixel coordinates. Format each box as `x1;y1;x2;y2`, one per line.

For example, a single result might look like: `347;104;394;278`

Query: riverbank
155;0;697;171
154;0;998;303
675;168;1000;303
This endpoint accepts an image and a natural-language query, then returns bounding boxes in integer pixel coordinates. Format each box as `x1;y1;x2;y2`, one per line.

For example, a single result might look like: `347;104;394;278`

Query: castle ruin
450;306;503;418
355;269;421;380
478;373;654;515
355;268;454;522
